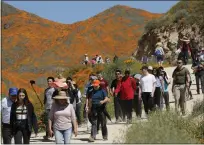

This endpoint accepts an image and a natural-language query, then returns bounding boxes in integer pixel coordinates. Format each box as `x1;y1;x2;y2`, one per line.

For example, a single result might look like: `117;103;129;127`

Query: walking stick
30;80;43;108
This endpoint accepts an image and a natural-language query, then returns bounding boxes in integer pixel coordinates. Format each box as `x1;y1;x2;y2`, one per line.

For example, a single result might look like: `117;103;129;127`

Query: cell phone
30;80;35;85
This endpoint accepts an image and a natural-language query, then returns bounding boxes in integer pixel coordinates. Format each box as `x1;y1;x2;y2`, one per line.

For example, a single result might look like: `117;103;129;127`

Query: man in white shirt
1;87;18;144
140;66;156;115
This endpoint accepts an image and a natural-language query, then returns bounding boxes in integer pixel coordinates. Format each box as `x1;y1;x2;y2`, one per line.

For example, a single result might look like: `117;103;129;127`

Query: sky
5;1;179;24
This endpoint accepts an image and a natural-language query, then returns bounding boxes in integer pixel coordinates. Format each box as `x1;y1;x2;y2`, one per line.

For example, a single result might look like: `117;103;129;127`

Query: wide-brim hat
52;81;68;88
53;95;68;99
180;36;190;42
156;42;162;47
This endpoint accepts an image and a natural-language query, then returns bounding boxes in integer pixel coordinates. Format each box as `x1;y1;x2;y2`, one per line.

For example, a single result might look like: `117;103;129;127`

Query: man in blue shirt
1;87;18;144
86;80;109;142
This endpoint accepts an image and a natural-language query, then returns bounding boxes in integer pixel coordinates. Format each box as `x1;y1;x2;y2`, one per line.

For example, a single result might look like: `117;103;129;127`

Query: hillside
1;2;161;99
134;1;204;63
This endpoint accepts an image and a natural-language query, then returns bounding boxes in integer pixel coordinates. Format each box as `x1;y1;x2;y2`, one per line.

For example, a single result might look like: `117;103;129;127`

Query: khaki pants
173;84;186;115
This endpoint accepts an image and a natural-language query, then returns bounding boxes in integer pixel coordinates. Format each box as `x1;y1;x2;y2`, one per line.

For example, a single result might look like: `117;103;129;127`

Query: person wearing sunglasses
172;59;191;116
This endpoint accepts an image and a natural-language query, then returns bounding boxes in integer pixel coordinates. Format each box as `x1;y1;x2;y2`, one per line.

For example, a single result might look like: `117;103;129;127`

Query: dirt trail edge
23;64;204;144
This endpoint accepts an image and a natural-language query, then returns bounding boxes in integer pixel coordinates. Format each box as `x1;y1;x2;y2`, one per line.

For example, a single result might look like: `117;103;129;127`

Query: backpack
155;49;162;56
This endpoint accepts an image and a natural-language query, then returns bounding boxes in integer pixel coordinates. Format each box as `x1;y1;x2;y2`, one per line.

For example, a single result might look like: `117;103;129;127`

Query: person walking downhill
192;54;204;96
160;71;170;111
172;59;191;116
140;66;156;116
110;69;123;123
72;81;82;126
85;80;109;142
1;88;18;144
43;76;56;140
179;36;192;65
66;77;78;110
133;74;142;118
96;71;110;132
114;69;136;124
84;74;98;132
152;68;165;110
10;88;38;144
48;91;78;144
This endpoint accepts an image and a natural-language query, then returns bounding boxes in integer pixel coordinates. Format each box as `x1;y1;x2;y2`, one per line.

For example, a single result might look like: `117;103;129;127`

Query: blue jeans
54;128;72;144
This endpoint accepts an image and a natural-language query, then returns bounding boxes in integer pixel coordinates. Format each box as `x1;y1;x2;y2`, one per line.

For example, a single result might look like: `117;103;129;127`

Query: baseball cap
9;87;18;96
92;80;100;87
148;66;153;70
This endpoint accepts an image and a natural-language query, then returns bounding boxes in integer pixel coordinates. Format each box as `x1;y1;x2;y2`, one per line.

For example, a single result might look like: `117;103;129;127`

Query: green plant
123;111;199;144
35;108;46;132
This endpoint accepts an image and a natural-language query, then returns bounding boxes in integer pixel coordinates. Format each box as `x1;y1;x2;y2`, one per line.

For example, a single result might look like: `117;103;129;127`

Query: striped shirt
16;105;27;120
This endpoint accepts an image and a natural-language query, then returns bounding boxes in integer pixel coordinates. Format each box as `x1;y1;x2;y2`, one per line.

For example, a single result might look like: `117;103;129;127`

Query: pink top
49;103;76;130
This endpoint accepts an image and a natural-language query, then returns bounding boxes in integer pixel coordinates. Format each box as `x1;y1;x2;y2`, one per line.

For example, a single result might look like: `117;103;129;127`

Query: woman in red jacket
114;69;136;124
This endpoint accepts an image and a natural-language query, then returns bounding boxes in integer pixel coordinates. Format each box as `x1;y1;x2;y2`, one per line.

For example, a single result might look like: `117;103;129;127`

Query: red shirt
99;78;109;93
114;76;136;100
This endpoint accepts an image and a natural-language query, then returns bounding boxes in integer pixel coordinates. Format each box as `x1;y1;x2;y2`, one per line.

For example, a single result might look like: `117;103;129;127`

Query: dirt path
16;64;203;144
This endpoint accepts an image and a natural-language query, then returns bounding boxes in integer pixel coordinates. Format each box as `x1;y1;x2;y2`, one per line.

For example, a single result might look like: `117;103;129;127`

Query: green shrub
144;19;159;32
172;9;189;23
124;111;199;144
191;99;204;117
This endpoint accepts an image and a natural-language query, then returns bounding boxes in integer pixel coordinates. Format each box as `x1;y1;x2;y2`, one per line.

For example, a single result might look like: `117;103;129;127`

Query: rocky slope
1;2;162;98
134;1;204;64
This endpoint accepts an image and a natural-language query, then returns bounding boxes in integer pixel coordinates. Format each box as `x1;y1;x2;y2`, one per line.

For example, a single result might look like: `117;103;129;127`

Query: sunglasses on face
177;62;182;64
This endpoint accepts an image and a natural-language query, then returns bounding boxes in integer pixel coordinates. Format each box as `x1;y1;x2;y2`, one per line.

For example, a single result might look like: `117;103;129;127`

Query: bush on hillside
172;9;189;23
123;111;200;144
144;19;159;32
144;1;204;32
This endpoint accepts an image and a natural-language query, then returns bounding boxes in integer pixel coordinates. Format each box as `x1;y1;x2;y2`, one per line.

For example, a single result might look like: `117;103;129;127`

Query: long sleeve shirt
49;103;76;130
114;76;136;100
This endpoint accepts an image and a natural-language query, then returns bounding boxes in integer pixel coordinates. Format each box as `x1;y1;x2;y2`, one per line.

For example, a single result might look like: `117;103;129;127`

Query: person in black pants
10;88;38;144
192;55;204;95
140;66;156;115
1;88;18;144
110;69;123;123
133;76;142;118
153;68;164;110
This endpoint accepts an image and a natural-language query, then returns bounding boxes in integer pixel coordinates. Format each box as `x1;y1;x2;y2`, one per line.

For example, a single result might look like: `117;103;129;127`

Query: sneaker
103;136;108;141
43;136;49;140
127;119;132;124
118;118;123;122
89;136;95;142
115;119;119;124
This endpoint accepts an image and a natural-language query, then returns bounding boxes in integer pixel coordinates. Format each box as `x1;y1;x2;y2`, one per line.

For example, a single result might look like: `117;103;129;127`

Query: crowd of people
141;36;204;67
83;54;111;67
2;35;204;144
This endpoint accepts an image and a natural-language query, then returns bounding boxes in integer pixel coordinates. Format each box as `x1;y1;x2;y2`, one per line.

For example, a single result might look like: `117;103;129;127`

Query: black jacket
10;102;38;134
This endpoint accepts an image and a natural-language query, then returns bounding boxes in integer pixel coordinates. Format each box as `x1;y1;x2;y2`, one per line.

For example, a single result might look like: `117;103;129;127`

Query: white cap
148;66;153;70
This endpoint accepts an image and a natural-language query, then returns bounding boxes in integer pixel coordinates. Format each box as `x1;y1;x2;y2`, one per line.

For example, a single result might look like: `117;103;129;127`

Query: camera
30;80;35;85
